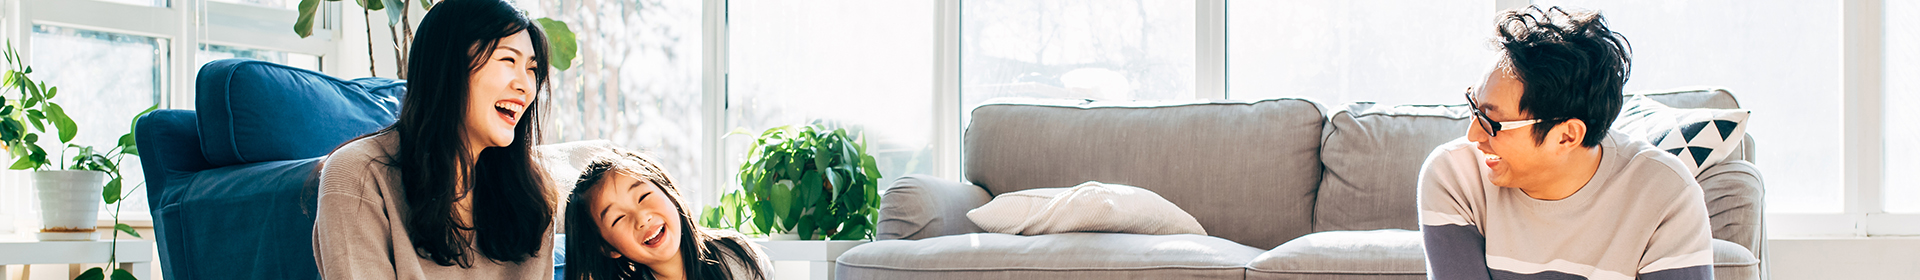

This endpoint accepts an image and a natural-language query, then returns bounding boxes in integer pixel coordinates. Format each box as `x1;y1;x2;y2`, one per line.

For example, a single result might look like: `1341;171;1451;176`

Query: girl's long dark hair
565;148;767;280
372;0;555;267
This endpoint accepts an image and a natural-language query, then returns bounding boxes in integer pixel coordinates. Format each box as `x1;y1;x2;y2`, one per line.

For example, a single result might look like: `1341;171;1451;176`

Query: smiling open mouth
493;100;524;124
643;224;666;246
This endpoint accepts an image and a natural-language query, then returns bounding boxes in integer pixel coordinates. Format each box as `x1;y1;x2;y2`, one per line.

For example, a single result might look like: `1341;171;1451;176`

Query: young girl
565;149;770;280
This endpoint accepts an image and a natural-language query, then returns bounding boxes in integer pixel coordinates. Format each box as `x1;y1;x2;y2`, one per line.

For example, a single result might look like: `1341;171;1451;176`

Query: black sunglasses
1464;89;1557;137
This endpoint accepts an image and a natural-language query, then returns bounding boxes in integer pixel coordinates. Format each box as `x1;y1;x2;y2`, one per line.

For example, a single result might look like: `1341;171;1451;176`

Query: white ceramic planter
33;170;106;241
767;233;801;241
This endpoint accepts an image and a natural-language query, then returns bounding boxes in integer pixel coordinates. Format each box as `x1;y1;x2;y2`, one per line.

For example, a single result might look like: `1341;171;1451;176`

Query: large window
727;0;935;197
1228;0;1496;106
199;44;320;71
1886;0;1919;214
1535;0;1845;213
0;0;332;225
515;0;709;201
960;0;1195;124
25;25;169;221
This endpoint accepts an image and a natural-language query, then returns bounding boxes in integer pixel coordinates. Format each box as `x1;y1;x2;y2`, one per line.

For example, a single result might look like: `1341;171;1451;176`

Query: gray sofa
836;88;1766;280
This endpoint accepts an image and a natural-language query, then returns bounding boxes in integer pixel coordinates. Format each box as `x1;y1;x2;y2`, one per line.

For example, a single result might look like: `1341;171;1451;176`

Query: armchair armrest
1697;160;1765;263
876;175;991;240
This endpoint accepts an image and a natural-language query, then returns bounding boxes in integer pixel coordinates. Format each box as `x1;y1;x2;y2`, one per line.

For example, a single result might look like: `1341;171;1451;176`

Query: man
1419;6;1713;280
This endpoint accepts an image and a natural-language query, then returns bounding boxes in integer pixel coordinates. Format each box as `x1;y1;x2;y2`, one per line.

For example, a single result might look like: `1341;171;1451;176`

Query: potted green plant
0;41;155;280
701;124;883;240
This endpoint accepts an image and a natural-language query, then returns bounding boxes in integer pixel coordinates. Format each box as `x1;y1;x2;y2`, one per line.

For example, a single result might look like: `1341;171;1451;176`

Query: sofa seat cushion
1245;229;1424;280
1241;230;1758;280
837;233;1262;279
1710;239;1759;280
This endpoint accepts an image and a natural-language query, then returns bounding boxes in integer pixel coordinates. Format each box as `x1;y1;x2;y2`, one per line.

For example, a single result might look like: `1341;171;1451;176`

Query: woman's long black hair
374;0;555;267
565;148;767;280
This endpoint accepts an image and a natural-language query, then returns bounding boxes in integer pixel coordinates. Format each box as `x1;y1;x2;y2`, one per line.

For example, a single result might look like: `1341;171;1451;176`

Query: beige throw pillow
967;181;1207;236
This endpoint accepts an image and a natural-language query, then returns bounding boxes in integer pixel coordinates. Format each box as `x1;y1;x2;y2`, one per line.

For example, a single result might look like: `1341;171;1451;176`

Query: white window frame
3;0;338;222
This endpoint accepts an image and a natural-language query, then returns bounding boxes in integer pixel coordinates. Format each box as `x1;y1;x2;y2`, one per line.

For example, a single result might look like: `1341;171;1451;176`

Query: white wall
1769;238;1920;279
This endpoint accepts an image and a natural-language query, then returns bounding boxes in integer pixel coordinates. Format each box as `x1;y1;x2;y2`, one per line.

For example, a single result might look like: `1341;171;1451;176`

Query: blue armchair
136;59;404;279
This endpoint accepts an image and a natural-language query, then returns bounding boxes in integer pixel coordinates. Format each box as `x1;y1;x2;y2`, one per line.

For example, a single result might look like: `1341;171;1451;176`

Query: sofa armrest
1697;160;1765;263
876;175;991;240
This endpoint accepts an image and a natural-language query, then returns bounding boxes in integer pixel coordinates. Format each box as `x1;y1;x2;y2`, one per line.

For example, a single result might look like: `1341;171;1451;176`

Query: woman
313;0;556;278
564;148;769;280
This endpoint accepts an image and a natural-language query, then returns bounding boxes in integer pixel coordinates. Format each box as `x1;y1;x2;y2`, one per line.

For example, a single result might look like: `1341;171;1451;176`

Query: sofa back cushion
1314;103;1473;232
195;59;405;166
1310;87;1757;234
964;98;1326;249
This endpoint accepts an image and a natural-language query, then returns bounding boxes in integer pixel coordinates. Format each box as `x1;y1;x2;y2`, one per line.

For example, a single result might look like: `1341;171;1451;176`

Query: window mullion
1196;0;1225;100
934;0;960;180
1843;0;1885;236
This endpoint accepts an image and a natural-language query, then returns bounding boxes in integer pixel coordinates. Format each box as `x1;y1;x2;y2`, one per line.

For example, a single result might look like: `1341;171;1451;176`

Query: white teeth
644;225;665;245
493;101;524;113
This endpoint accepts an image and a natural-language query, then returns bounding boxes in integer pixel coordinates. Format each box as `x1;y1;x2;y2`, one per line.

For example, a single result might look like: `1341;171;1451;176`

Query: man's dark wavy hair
1495;5;1632;147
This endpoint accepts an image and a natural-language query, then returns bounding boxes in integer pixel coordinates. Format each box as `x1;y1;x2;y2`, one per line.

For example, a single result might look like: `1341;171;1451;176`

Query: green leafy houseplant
701;124;883;240
0;41;157;280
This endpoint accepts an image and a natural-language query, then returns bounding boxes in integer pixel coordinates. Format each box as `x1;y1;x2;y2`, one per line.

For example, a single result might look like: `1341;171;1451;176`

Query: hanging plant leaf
75;267;104;280
383;0;405;26
110;268;138;280
535;18;578;71
115;223;142;238
293;0;325;38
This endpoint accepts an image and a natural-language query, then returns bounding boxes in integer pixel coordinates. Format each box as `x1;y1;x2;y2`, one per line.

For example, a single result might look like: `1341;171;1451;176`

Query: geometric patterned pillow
1612;95;1751;176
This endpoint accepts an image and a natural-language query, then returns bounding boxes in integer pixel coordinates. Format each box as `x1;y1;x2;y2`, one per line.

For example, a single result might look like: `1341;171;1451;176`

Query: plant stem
386;5;404;78
363;7;377;77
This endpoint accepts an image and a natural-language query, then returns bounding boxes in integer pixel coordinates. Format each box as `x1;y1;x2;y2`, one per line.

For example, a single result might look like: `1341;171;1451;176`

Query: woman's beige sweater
313;132;554;279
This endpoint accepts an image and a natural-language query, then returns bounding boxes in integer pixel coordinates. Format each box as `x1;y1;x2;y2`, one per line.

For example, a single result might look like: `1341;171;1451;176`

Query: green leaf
129;104;157;133
861;154;882;180
7;154;32;170
769;180;792;225
27;80;43;101
823;167;844;201
120;133;138;156
0;118;18;141
44;103;75;143
103;177;122;204
110;268;137;280
535;18;579;71
795;217;817;240
419;0;433;10
355;0;383;11
789;179;816;230
75;267;104;280
293;0;323;38
699;206;724;229
751;201;775;234
27;110;43;132
115;223;141;238
382;0;405;25
834;219;870;240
